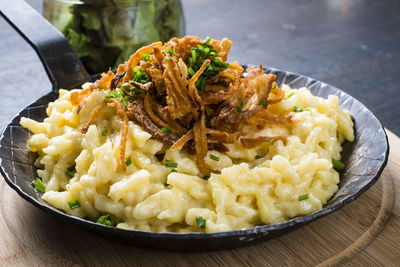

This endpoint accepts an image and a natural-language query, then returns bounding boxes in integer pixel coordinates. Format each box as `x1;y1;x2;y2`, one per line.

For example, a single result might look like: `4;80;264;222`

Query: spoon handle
0;0;90;90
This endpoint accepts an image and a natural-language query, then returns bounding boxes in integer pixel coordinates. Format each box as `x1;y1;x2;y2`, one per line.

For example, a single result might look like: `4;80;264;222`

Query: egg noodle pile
21;36;354;232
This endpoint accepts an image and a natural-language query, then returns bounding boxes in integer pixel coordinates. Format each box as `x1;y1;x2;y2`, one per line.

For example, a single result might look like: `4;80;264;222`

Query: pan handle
0;0;90;90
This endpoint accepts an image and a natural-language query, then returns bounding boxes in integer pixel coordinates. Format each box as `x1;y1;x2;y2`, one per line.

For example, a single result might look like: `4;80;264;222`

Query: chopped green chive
121;98;128;107
188;67;195;76
106;85;134;107
195;76;206;91
350;114;355;122
236;101;247;113
164;182;170;186
65;165;76;178
196;216;206;229
259;99;268;107
120;88;126;97
67;165;76;172
298;194;309;201
96;215;116;227
203;47;210;57
191;49;198;63
171;169;177;173
105;90;119;99
101;129;108;136
332;158;345;171
286;92;295;98
210;52;217;58
212;58;229;68
187;39;228;91
141;53;150;61
68;200;80;209
164;160;178;168
293;106;310;112
65;170;74;178
97;84;104;90
202;37;212;45
120;82;133;91
162;126;172;134
167;48;174;55
32;178;46;193
132;68;150;84
271;83;277;90
255;155;262;159
210;154;220;161
202;175;210;180
126;158;132;166
269;139;274;144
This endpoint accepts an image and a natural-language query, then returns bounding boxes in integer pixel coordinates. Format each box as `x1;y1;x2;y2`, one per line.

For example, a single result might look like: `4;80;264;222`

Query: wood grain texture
0;129;398;266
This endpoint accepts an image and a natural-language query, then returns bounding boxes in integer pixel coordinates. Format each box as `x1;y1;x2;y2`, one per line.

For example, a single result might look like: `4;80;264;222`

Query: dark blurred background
1;0;400;135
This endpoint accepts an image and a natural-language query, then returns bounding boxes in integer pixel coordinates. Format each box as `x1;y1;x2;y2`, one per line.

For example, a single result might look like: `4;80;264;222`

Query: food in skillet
21;36;354;232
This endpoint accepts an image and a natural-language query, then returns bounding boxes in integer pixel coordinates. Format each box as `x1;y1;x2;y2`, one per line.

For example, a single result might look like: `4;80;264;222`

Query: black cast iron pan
0;0;389;251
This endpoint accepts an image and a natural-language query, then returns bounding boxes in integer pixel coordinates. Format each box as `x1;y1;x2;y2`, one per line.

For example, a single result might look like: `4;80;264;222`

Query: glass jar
43;0;186;74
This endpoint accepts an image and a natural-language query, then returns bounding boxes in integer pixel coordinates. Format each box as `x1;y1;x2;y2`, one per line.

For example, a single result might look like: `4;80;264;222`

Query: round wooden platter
0;130;399;266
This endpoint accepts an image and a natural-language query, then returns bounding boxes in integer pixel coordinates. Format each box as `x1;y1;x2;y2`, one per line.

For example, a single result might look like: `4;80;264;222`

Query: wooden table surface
0;129;398;266
0;0;400;265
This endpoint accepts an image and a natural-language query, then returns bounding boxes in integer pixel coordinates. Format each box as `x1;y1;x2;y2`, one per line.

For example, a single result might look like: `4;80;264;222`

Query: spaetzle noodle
21;36;354;233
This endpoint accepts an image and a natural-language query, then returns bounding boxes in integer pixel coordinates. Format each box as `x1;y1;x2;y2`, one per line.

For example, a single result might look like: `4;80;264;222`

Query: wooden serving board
1;130;399;266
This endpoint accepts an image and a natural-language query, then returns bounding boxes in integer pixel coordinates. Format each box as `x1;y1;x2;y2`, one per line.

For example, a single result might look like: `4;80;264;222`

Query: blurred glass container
43;0;185;74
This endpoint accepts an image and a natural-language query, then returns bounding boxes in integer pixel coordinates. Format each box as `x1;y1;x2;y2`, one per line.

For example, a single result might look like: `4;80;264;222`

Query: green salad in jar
43;0;185;73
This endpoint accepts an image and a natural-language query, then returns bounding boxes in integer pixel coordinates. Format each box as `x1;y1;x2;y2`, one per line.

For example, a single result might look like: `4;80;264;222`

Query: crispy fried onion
206;128;237;143
150;103;187;136
170;129;193;150
140;58;166;95
170;128;236;152
123;42;162;82
152;46;165;65
193;111;211;176
221;66;276;123
110;71;126;90
163;57;198;119
70;88;92;113
250;110;298;126
127;100;178;146
144;92;167;128
130;80;154;92
200;78;237;105
188;59;210;105
81;103;105;134
97;70;115;90
240;136;287;148
165;36;202;60
268;84;285;104
77;36;297;175
210;38;232;62
206;143;228;153
72;70;115;114
108;99;129;168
